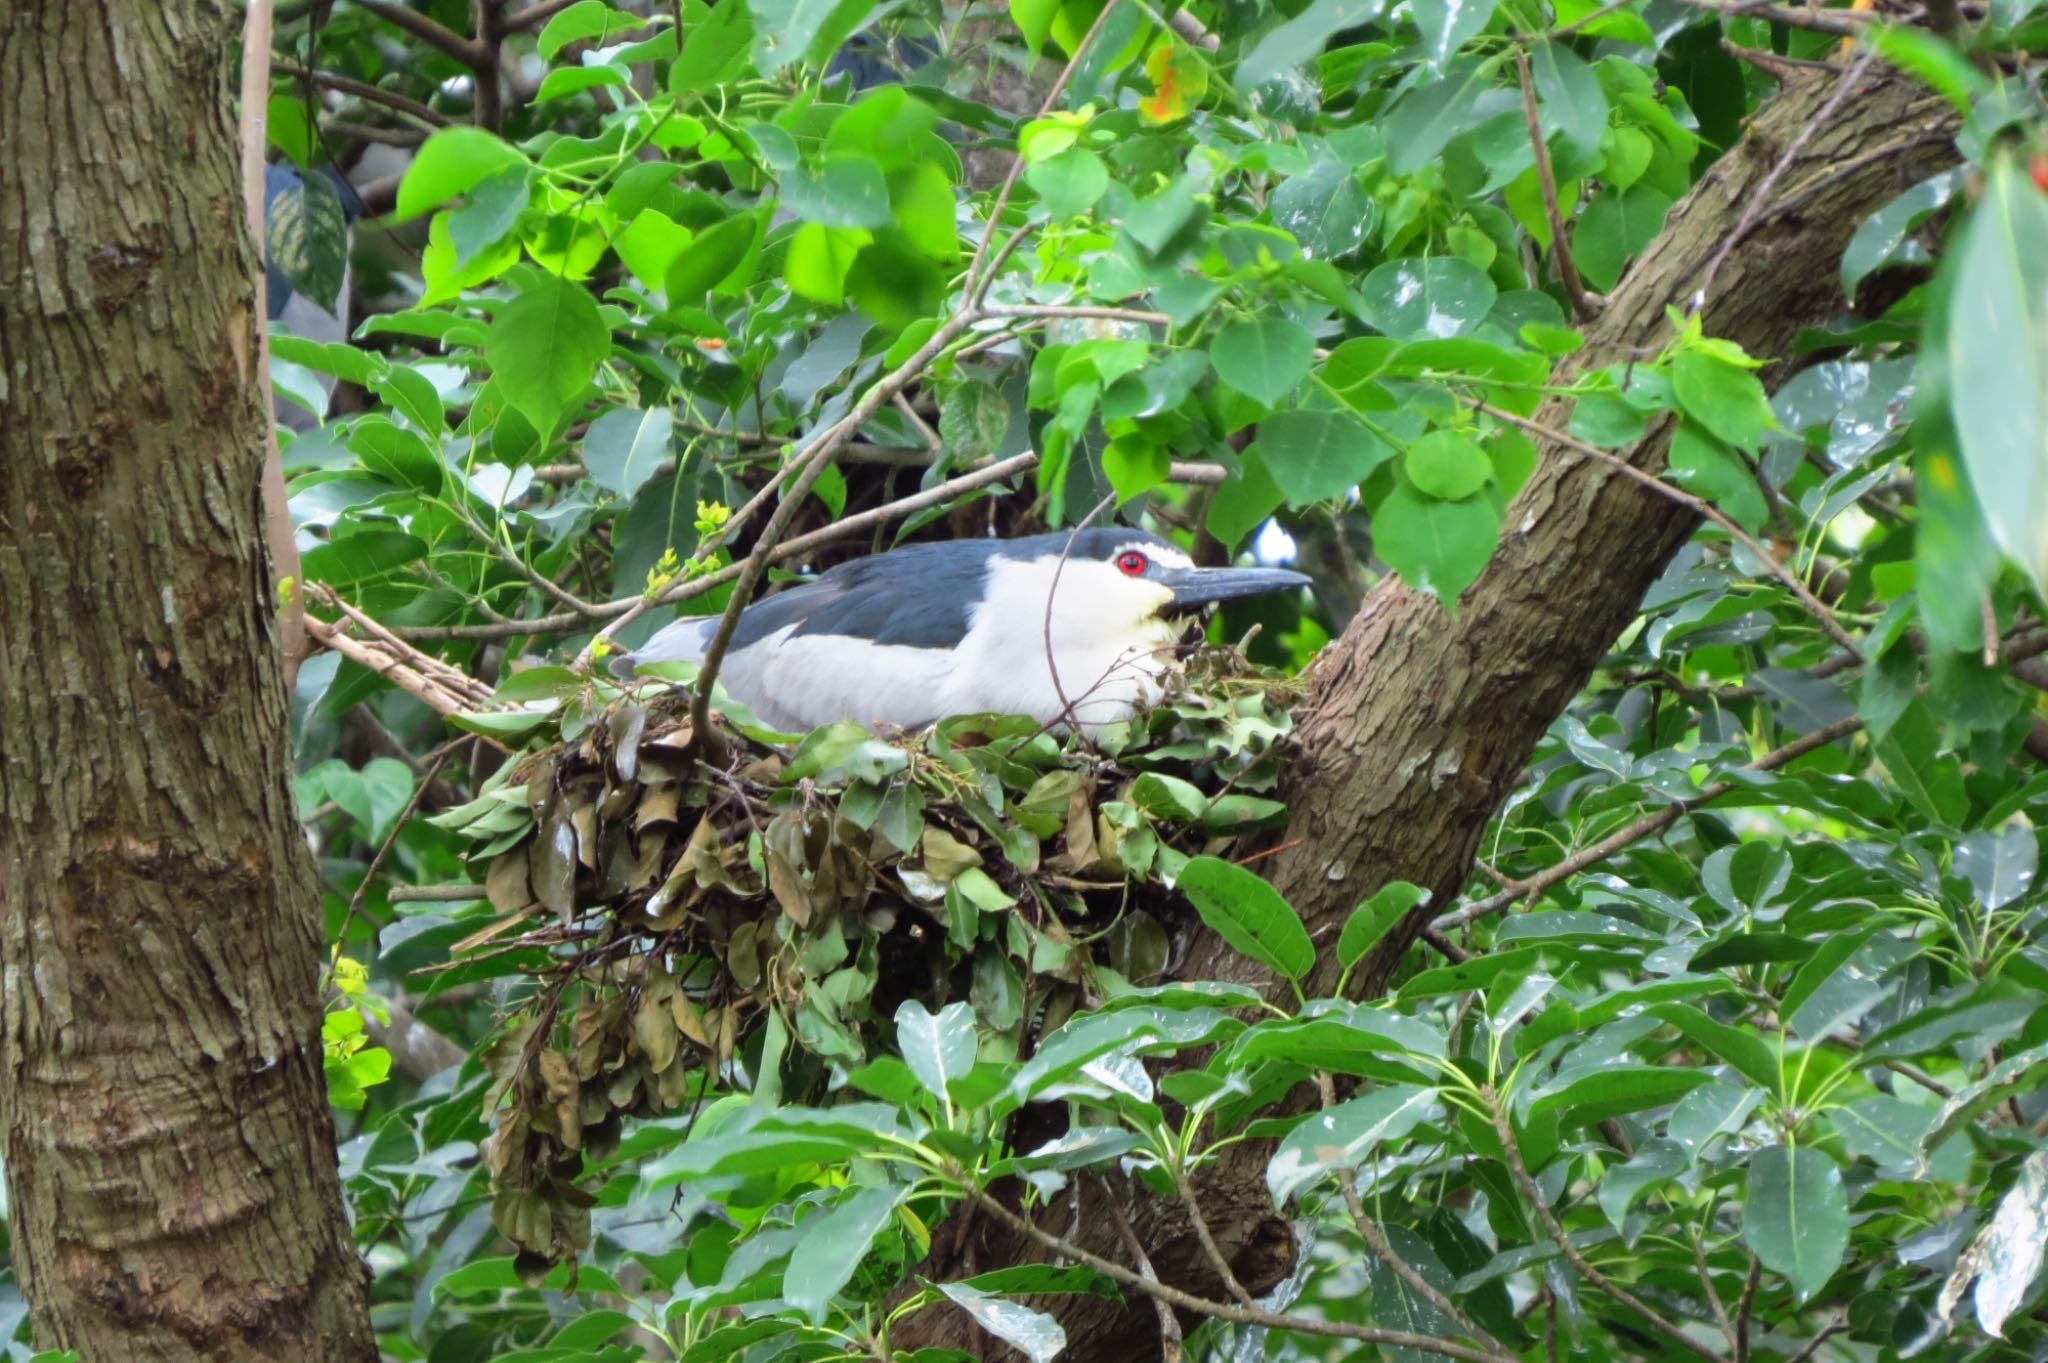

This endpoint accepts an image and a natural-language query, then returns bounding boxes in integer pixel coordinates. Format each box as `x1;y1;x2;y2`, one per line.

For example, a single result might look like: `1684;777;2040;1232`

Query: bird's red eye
1116;551;1148;576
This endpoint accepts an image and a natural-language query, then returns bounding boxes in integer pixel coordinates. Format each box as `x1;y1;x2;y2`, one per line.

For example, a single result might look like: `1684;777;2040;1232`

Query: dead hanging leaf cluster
418;650;1297;1276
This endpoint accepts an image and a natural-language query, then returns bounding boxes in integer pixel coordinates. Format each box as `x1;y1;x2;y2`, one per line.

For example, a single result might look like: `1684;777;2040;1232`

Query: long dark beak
1158;564;1312;610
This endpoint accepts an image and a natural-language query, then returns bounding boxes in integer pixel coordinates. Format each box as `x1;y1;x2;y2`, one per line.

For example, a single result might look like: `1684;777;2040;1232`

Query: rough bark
0;4;377;1359
899;67;1956;1360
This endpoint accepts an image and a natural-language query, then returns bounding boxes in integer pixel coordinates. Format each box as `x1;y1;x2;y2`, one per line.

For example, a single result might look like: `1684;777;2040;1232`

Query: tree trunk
899;67;1956;1360
0;4;377;1359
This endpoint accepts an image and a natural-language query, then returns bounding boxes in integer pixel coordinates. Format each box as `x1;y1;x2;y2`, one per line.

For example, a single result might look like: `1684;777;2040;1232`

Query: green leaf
1742;1145;1848;1301
934;1284;1066;1363
896;1000;976;1105
1404;431;1493;500
1868;24;1987;114
538;0;641;59
785;222;868;304
749;0;875;71
1267;1086;1435;1206
1673;350;1773;452
1873;700;1967;827
1010;0;1058;52
483;276;610;440
672;0;755;91
613;207;695;292
940;381;1011;466
1667;420;1767;532
666;212;759;304
783;157;893;229
1532;40;1608;158
1650;1003;1780;1093
1598;1138;1686;1231
367;364;444;439
1026;147;1110;219
396;126;529;221
265;172;351;313
1947;158;2048;597
1573;185;1672;292
1414;0;1497;69
1338;882;1428;972
1842;168;1960;294
784;1185;905;1322
1531;1066;1711;1127
534;65;629;101
1210;318;1315;405
1359;257;1496;340
349;416;442;492
302;529;426;586
1237;0;1384;90
1255;408;1393;507
583;407;673;497
1382;61;1492;176
1373;482;1500;607
1176;855;1315;982
1271;157;1376;260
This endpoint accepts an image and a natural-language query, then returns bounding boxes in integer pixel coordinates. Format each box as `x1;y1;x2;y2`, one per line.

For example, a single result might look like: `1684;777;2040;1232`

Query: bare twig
959;1188;1523;1363
1477;403;1864;658
1486;1088;1733;1363
1667;0;1880;34
1515;49;1603;320
1318;1075;1508;1353
1734;1257;1763;1363
964;0;1125;306
1437;714;1865;930
1694;49;1878;311
1105;1180;1185;1363
242;0;307;691
685;317;982;746
388;884;490;902
1173;1176;1255;1309
324;743;456;990
1695;1230;1740;1352
354;0;484;64
274;62;452;127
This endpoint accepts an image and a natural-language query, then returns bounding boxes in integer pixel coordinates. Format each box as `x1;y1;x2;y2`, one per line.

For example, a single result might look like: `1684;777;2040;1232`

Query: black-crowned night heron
624;529;1310;734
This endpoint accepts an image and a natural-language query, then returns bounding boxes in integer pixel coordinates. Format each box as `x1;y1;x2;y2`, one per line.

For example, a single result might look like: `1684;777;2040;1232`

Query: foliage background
8;0;2048;1358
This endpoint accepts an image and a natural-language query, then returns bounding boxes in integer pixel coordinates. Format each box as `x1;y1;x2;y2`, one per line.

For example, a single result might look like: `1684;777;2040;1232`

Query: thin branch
388;884;490;902
1477;403;1864;658
1667;0;1880;34
685;316;983;742
503;0;583;29
274;62;452;127
1318;1075;1509;1354
242;0;306;690
1485;1088;1732;1363
982;303;1174;328
1694;1230;1740;1353
959;1188;1523;1363
1437;714;1864;930
324;743;456;990
1733;1257;1763;1363
1694;49;1878;311
964;0;1124;306
582;449;1036;662
353;0;485;64
894;392;942;454
1172;1175;1254;1310
1105;1179;1185;1363
1514;49;1603;320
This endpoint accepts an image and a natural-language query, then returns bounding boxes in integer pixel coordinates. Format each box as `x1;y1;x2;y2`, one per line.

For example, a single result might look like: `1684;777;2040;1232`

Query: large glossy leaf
583;406;673;497
1947;158;2048;596
1373;482;1500;607
1175;855;1315;981
1255;409;1393;507
483;276;610;439
1209;318;1315;405
1359;257;1496;340
896;1000;976;1106
783;1184;905;1322
1742;1145;1848;1301
1267;1086;1436;1205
